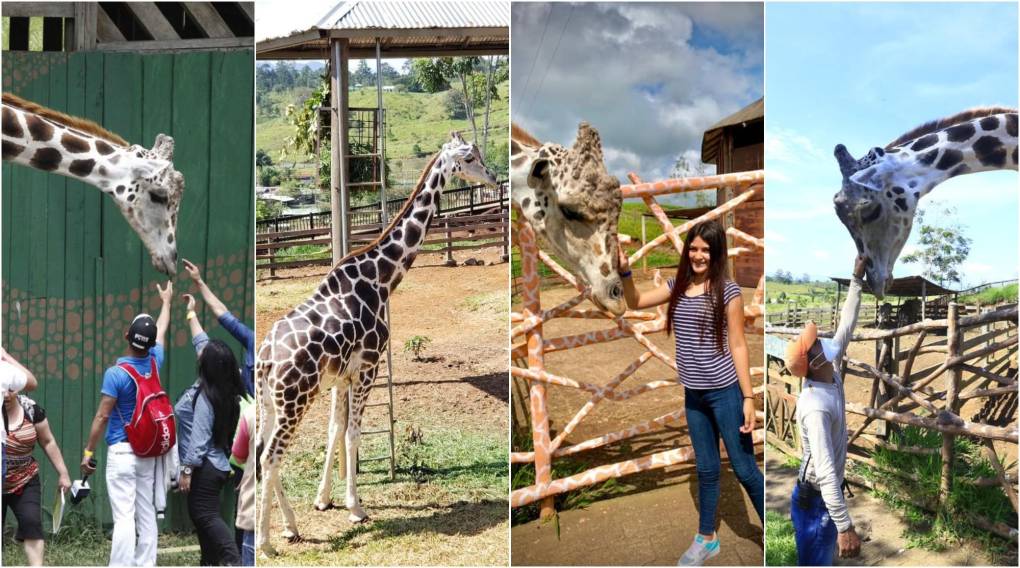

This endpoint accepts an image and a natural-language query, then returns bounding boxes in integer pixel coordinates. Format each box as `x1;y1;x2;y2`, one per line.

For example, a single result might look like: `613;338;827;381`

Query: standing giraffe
256;132;497;556
833;108;1017;296
510;122;625;314
2;93;184;275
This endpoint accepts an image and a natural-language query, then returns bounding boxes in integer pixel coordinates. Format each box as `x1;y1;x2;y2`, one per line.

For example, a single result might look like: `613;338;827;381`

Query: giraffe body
833;109;1018;296
256;133;496;556
2;93;184;274
510;122;625;314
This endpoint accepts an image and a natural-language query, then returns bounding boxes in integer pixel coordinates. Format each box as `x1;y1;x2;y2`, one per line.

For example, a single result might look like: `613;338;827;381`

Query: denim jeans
187;462;240;566
240;530;254;566
685;382;765;535
791;483;837;566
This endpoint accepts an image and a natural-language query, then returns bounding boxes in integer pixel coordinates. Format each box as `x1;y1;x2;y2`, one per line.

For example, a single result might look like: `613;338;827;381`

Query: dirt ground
257;249;509;565
511;271;766;565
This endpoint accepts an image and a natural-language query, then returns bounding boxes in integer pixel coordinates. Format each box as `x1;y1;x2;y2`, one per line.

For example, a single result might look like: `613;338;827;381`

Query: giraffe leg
344;366;376;523
257;425;284;557
274;463;301;541
314;384;349;511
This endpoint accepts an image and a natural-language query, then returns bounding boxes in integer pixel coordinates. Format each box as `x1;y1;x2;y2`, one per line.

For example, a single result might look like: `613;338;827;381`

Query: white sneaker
677;533;720;566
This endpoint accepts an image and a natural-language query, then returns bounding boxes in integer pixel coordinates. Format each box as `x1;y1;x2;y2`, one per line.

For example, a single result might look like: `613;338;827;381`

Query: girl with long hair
176;293;246;565
619;220;764;566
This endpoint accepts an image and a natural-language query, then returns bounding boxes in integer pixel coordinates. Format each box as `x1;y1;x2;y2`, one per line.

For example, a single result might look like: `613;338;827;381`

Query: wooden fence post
939;302;962;510
445;219;455;266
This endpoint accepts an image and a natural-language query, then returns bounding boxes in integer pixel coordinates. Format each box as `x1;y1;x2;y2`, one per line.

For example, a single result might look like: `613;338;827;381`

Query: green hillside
256;81;510;168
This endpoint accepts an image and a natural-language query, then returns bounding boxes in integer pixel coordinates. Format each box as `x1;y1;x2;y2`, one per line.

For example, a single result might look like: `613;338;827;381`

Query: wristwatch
182;466;193;476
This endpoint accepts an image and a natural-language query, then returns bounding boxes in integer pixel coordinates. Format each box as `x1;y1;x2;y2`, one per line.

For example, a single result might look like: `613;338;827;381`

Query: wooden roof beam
126;3;179;41
183;3;233;38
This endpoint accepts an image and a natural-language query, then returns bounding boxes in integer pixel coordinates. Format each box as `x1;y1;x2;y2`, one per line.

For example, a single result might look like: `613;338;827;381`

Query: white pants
106;443;158;567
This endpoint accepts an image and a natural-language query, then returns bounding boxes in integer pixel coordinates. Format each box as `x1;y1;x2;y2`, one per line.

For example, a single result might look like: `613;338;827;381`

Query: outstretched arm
183;259;228;318
155;281;173;347
618;246;671;309
831;256;868;364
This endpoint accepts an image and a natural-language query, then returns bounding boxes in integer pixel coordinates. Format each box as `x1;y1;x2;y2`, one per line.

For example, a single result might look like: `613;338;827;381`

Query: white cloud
767;126;828;164
603;146;643;175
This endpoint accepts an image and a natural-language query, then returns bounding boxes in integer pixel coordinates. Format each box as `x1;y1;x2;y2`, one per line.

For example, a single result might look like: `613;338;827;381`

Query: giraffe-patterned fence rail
510;170;765;514
767;304;1019;539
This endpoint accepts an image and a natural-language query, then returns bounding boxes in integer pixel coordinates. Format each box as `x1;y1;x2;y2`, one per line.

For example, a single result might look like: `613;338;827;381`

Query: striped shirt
667;278;741;389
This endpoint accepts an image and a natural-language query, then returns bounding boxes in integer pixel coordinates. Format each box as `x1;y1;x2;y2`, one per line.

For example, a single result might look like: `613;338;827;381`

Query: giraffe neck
2;102;167;208
321;152;455;298
887;112;1018;199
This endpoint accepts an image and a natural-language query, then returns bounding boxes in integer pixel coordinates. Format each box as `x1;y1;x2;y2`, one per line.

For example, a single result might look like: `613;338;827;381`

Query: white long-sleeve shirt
796;276;862;533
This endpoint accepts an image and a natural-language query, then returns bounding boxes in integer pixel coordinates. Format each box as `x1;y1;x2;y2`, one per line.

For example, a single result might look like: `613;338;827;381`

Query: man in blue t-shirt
81;282;172;567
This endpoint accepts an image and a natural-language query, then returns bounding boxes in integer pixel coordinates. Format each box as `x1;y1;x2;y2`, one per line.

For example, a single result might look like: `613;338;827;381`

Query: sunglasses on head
808;346;829;370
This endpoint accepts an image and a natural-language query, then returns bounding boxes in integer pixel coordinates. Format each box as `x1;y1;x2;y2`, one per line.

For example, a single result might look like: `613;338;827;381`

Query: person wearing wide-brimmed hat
784;256;867;565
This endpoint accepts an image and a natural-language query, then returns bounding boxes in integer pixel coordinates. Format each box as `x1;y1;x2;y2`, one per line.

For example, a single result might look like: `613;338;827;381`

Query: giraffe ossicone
255;132;497;557
832;108;1018;297
511;122;625;315
2;93;184;275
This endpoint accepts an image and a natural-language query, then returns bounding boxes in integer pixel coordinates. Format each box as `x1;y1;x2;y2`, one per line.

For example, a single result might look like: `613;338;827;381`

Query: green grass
257;81;510;164
263;425;507;566
2;506;200;566
764;280;882;314
764;509;797;566
959;283;1018;306
854;426;1015;561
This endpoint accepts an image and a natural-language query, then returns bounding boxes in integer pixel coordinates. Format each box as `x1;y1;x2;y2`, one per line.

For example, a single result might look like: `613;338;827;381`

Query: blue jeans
791;483;837;566
241;530;254;566
685;382;765;535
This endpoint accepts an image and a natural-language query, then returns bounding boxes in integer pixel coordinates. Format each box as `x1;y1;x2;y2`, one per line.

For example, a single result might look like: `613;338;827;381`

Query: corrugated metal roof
319;1;509;30
701;97;764;165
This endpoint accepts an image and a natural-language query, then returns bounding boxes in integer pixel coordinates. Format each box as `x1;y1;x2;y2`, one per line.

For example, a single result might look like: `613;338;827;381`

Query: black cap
127;314;157;351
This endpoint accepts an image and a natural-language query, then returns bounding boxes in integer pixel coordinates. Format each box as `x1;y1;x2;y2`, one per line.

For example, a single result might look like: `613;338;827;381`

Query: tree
410;57;497;142
901;202;972;287
256;149;273;167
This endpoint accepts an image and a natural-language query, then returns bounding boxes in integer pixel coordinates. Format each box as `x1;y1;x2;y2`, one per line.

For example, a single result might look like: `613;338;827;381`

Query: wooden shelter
256;1;509;261
701;97;764;287
831;274;958;322
2;2;253;52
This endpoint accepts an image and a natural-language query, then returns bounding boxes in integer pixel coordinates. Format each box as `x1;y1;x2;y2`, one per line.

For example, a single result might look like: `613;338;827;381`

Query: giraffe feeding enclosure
510;169;766;515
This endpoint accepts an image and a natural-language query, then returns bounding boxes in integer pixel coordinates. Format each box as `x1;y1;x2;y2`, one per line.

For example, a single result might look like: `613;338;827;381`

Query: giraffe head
511;122;625;315
832;144;916;298
118;134;185;275
442;131;498;186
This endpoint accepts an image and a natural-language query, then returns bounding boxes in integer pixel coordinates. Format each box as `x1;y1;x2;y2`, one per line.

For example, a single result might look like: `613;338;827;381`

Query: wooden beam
95;5;125;43
237;1;254;23
95;37;254;53
182;3;233;38
257;45;509;60
325;27;508;40
126;3;179;41
3;2;74;18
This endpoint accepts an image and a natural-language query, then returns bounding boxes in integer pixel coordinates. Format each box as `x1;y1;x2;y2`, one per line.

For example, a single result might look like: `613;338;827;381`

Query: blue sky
766;2;1018;287
512;2;763;196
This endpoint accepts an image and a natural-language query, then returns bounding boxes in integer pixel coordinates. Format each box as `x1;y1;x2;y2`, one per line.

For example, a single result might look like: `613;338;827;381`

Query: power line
514;3;554;117
523;4;574;117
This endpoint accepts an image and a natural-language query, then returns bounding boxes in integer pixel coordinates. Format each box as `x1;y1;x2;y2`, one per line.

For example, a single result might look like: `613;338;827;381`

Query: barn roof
256;1;509;60
701;97;764;165
830;274;957;297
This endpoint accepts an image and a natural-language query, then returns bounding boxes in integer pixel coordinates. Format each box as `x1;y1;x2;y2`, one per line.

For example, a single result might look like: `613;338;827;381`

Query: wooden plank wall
1;49;254;529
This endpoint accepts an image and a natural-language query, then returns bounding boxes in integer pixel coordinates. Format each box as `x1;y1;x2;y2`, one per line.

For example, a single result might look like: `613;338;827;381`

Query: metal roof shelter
256;0;508;259
831;274;958;320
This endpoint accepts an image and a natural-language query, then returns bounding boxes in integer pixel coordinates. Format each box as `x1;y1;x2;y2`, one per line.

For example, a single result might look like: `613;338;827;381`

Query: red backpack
118;358;176;457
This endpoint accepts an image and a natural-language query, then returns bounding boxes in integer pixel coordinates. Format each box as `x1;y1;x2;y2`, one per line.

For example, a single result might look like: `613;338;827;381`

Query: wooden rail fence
766;304;1019;540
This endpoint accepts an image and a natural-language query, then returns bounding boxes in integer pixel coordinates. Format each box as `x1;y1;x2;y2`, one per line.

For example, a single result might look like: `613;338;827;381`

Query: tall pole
330;38;351;262
376;39;387;224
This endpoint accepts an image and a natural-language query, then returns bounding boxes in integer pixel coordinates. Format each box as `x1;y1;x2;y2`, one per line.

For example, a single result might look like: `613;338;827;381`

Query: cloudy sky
511;2;763;186
767;2;1018;287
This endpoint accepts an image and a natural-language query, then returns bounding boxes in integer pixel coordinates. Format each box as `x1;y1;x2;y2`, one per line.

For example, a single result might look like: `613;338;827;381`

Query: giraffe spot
61;132;90;153
521;197;531;209
343;265;359;279
404;224;421;246
339;275;352;294
413;210;430;224
935;149;963;170
383;242;402;261
25;115;53;141
599;262;611;277
2;140;25;160
973;135;1006;167
1006;113;1018;137
1013;147;1018;166
98;166;108;177
417;191;432;207
534;210;545;221
894;197;908;212
326;274;340;295
2;107;24;138
322;335;341;355
150;192;168;205
94;140;115;155
377;258;395;282
908;180;917;188
945;122;975;142
917;148;938;166
127;194;136;202
359;260;377;280
116;185;125;194
910;133;938;152
29;147;62;171
392;229;403;242
167;234;174;244
891;186;904;194
69;158;96;177
979;116;999;131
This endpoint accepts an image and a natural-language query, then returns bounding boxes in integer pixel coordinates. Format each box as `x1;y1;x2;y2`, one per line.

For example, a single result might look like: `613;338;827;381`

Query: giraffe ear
528;158;551;189
849;166;883;192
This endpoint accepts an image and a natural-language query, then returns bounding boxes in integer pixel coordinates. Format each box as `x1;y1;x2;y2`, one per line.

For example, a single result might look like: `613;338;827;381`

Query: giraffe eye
560;205;585;222
464;155;474;163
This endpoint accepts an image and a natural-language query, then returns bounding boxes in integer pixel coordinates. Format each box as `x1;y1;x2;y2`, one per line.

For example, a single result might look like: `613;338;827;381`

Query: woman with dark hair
176;294;245;565
618;219;763;566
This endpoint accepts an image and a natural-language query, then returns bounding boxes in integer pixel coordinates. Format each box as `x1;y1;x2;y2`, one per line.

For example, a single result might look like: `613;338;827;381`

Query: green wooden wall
1;50;255;531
